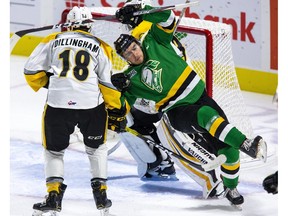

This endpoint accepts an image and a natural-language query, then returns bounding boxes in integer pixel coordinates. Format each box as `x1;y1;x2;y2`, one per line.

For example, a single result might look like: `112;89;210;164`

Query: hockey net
62;7;255;162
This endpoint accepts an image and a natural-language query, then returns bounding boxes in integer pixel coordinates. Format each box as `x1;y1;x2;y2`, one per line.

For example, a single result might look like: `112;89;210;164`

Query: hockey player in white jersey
24;6;127;216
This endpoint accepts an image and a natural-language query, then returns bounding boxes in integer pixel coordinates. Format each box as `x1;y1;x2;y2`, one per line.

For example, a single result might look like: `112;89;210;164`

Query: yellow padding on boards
236;67;278;95
10;33;43;56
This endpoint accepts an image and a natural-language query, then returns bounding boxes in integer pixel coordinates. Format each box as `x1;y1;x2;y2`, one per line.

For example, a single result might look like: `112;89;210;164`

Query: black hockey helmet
114;34;140;57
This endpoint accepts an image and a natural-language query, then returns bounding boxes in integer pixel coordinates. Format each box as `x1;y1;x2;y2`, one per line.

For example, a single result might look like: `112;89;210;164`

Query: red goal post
61;7;255;161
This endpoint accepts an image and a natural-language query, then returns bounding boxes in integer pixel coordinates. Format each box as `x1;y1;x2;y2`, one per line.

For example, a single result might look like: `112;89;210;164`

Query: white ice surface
10;55;278;216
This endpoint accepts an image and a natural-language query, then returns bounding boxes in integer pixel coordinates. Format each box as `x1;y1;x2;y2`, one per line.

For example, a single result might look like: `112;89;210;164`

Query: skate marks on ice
244;92;278;146
10;139;277;216
10;137;273;196
247;104;277;142
11;139;265;196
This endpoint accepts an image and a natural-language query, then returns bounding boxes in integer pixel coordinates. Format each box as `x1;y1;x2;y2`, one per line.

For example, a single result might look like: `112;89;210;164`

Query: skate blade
257;139;267;163
32;210;59;216
231;203;243;211
141;174;179;181
99;207;110;216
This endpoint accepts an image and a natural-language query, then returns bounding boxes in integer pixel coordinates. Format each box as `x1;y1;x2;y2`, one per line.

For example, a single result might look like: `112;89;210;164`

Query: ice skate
240;135;267;162
224;187;244;210
32;183;67;216
91;180;112;216
142;157;178;181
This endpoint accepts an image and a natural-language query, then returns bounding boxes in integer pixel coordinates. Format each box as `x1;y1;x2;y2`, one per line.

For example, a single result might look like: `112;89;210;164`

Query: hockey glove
263;171;278;194
115;5;143;27
111;73;131;92
108;108;127;133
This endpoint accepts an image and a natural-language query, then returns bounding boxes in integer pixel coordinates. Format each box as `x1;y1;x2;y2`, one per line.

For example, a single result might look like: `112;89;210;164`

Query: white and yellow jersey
24;30;123;110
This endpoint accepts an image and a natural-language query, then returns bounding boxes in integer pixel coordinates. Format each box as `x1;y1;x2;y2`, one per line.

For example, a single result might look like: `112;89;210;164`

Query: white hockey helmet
124;0;152;9
66;6;92;31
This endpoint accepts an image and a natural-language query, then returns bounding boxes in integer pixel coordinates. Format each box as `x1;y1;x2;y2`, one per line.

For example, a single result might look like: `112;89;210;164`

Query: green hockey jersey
122;6;205;113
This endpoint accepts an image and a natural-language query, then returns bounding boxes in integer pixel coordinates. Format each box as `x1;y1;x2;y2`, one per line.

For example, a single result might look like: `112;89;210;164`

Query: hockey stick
10;18;102;53
133;1;199;16
125;127;225;171
108;140;122;155
10;1;199;53
173;0;190;35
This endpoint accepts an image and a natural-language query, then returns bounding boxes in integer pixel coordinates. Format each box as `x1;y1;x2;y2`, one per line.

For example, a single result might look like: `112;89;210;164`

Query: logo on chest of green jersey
141;60;163;93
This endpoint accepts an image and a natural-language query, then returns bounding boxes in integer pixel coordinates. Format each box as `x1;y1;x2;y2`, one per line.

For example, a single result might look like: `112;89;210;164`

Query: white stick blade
201;154;227;171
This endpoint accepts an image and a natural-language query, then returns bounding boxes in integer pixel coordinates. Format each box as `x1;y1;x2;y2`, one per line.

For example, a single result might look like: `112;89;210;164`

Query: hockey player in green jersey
113;0;225;199
111;4;267;208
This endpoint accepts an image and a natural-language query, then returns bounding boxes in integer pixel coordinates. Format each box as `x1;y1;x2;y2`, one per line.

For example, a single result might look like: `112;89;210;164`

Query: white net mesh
177;18;254;139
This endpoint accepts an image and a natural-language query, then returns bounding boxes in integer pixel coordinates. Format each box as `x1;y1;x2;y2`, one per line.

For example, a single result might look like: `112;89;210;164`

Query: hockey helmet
114;34;140;57
66;6;92;31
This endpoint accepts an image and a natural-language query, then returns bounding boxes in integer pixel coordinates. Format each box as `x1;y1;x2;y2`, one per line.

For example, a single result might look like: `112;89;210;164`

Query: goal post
61;7;255;161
